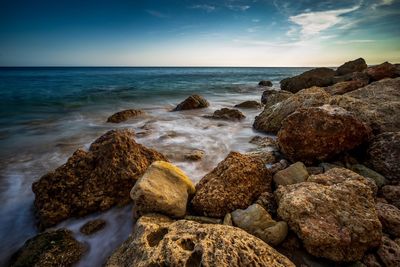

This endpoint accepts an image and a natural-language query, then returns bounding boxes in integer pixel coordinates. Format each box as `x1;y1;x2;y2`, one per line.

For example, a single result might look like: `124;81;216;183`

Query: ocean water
0;67;309;266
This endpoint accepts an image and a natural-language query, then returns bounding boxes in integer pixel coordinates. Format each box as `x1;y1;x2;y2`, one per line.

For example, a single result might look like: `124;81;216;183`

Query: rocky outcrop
32;129;167;229
261;89;292;106
275;168;382;262
231;204;288;246
172;94;209;111
107;109;145;123
377;203;400;237
234;100;262;109
254;87;331;134
382;185;400;209
259;80;273;87
280;68;336;93
364;62;400;82
191;152;271;217
336;58;368;76
105;214;295;267
273;162;309;186
9;229;85;267
80;219;107;235
367;132;400;182
205;108;245;121
130;161;195;219
277;105;371;164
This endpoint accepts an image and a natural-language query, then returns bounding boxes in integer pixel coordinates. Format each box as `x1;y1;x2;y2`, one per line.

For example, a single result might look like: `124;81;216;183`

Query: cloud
227;5;250;11
145;9;169;18
335;39;375;44
372;0;395;9
190;4;216;12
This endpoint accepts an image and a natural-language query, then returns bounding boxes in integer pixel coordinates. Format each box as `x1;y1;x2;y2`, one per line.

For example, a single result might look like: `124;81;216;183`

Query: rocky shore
8;58;400;267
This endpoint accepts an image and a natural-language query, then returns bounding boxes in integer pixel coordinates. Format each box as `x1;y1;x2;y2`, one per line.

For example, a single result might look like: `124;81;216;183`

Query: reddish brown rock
261;89;293;106
106;109;145;123
377;202;400;238
364;62;400;82
80;219;107;235
277;104;371;164
32;129;167;229
336;58;368;76
280;67;336;93
234;100;262;109
381;185;400;209
377;236;400;267
325;80;368;95
191;152;271;217
205;108;245;121
172;94;209;111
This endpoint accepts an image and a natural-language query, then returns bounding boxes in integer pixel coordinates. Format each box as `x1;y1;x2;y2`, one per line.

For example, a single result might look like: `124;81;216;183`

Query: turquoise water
0;67;309;266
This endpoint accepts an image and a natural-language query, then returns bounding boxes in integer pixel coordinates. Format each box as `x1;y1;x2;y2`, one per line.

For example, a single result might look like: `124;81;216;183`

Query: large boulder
261;89;292;106
336;58;368;76
376;202;400;238
172;94;209;111
234;100;262;109
280;67;336;93
32;129;167;229
330;78;400;133
325;80;368;95
105;214;295;267
277;105;371;164
107;109;145;123
254;87;330;134
205;108;245;121
9;229;85;267
367;132;400;182
364;62;400;82
275;168;382;262
130;161;195;219
190;152;271;217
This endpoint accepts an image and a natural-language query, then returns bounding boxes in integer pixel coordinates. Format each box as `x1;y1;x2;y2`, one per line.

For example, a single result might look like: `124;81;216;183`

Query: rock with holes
377;203;400;238
364;62;400;82
105;214;295;267
336;58;368;76
256;191;278;216
172;94;209;111
235;100;262;109
191;152;271;217
280;67;336;93
275;168;382;261
382;185;400;209
130;161;195;219
32;129;167;229
273;162;309;187
377;236;400;267
107;109;145;123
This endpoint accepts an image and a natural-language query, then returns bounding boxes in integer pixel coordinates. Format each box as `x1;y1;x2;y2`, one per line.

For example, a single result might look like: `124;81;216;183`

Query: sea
0;67;310;266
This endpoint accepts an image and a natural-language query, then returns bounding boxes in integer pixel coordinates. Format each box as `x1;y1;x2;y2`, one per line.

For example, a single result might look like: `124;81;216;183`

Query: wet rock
105;214;295;267
278;104;371;164
364;62;400;82
381;185;400;209
9;229;85;267
32;129;167;229
377;236;400;267
325;80;368;95
80;219;106;235
269;159;289;175
275;168;382;262
254;87;331;134
249;135;277;148
231;204;288;246
255;191;277;216
350;164;386;188
336;58;368;76
280;67;336;93
130;161;195;219
184;149;205;161
172;94;209;111
191;152;271;217
259;80;273;87
106;109;145;123
261;89;293;106
273;162;309;187
367;132;400;182
244;151;277;165
205;108;245;121
234;100;262;109
377;203;400;237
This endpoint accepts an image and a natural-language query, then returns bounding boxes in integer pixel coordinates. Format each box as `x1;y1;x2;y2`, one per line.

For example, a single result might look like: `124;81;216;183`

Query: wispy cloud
372;0;395;9
145;9;169;18
190;4;216;12
227;5;250;11
335;39;375;44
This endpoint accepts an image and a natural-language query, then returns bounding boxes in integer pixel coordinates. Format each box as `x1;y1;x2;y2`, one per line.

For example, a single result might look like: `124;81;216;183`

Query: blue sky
0;0;399;66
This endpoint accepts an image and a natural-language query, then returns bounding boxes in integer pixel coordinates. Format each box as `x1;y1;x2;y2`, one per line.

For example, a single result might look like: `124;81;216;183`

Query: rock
105;214;295;267
275;168;382;261
249;135;277;148
280;67;336;93
9;229;85;267
234;100;262;109
231;204;288;246
364;62;400;82
325;80;368;95
319;162;343;172
259;80;273;87
130;161;195;219
254;87;331;134
223;213;233;225
172;94;209;111
190;152;271;217
381;185;400;209
32;129;167;229
277;104;371;164
184;215;222;224
244;151;277;165
367;132;400;182
350;164;386;188
184;149;205;161
377;236;400;267
306;166;324;175
205;108;245;121
255;191;277;216
362;253;382;267
269;159;289;175
376;203;400;237
261;89;293;106
273;162;309;187
80;219;106;235
330;78;400;134
336;58;368;76
107;109;145;123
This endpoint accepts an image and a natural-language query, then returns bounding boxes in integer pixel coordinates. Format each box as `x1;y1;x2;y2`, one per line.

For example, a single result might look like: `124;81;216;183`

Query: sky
0;0;399;67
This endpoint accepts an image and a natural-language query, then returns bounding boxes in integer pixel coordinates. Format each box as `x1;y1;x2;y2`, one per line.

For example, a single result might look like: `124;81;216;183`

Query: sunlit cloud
372;0;395;9
190;4;216;12
226;5;250;11
335;39;376;44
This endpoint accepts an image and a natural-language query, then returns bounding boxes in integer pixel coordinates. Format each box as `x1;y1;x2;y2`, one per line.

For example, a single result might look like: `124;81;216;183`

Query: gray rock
273;162;309;187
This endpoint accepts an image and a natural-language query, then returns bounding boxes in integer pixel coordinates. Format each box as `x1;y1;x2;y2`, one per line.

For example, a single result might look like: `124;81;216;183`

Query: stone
249;135;277;149
205;108;245;121
367;132;400;182
269;159;289;175
223;213;233;226
273;162;309;187
254;87;331;134
9;229;85;267
319;162;343;172
306;166;324;175
234;100;262;109
325;80;368;95
255;191;278;216
172;94;209;111
130;161;195;219
275;168;382;261
280;67;336;93
184;216;222;224
259;80;273;87
105;214;295;267
336;58;368;76
106;109;145;123
362;253;382;267
261;89;293;106
190;152;271;217
184;149;205;161
381;185;400;209
244;151;277;165
376;203;400;237
32;129;167;229
231;204;288;246
278;105;372;164
80;219;106;235
377;236;400;267
364;62;400;82
350;164;386;188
